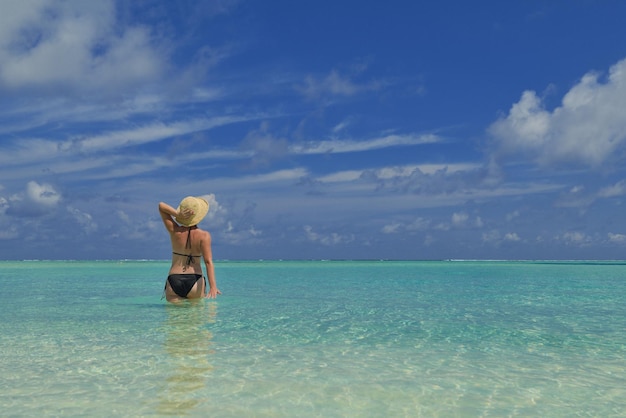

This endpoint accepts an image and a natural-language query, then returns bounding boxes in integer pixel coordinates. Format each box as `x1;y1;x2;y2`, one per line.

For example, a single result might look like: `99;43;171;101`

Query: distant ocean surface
1;260;625;417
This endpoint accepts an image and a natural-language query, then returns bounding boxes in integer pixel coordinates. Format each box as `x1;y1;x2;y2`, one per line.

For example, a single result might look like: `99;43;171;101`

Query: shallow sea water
1;260;625;417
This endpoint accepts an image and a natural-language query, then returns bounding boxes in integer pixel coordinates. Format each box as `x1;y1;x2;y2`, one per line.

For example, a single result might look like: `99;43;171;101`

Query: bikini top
172;227;201;266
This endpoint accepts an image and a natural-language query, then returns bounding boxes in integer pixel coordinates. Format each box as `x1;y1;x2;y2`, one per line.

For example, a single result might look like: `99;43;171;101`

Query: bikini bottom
165;274;204;298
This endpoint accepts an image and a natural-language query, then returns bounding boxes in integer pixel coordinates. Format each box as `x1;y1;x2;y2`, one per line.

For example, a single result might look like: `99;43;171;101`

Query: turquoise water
1;260;625;417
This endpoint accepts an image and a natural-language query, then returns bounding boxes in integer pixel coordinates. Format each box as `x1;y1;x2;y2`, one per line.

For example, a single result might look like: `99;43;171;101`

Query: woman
159;196;220;301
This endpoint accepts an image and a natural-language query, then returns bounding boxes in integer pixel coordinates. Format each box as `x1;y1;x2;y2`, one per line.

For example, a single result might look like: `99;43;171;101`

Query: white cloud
382;217;431;234
117;210;131;224
560;231;591;246
450;212;483;229
556;178;626;209
407;218;431;231
219;222;263;245
332;119;351;133
452;212;469;226
482;230;520;245
304;225;353;246
248;226;262;237
504;232;521;242
201;193;229;224
382;223;401;234
482;230;501;243
608;233;626;243
297;69;382;100
597;179;626;198
489;57;626;168
67;206;97;233
506;210;520;222
0;1;164;94
3;180;61;217
26;180;60;207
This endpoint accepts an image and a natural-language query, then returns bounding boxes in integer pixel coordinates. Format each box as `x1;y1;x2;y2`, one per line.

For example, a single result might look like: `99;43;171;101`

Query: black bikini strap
172;251;200;266
185;227;192;249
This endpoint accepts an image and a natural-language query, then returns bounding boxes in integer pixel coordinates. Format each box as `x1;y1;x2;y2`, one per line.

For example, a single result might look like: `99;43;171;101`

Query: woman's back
169;225;205;275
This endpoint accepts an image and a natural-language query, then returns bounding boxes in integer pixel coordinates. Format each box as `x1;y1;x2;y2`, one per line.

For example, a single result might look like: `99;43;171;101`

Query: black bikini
164;227;205;298
166;274;205;298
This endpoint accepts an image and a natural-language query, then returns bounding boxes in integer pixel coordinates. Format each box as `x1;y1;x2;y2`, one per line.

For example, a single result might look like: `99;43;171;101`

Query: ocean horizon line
3;258;626;263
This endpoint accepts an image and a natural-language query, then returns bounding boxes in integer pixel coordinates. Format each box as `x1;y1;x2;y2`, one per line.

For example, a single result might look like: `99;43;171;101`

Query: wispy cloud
303;225;354;246
597;179;626;198
317;163;481;183
297;69;383;100
290;133;440;155
0;115;260;174
77;116;252;152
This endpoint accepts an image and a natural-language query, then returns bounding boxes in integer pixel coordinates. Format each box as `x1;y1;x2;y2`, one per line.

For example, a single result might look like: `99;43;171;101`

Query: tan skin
159;202;221;302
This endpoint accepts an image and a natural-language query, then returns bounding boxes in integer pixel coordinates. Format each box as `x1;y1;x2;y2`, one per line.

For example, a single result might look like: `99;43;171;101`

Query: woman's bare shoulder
197;228;212;241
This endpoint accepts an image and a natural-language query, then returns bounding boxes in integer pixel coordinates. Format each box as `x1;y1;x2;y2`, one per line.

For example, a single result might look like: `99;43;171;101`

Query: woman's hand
177;207;195;220
205;287;221;299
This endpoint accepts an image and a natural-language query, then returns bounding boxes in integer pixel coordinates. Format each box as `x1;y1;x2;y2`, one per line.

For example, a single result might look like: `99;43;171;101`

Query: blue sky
1;0;626;260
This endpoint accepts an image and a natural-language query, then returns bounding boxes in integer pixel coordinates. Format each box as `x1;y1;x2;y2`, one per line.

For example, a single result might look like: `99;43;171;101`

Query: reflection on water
157;301;217;416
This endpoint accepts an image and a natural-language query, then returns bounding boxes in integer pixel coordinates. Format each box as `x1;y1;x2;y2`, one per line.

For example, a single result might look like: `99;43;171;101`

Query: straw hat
175;196;209;226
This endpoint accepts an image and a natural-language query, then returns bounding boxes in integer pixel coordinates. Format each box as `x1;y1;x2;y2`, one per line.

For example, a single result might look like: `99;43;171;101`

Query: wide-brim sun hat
175;196;209;226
